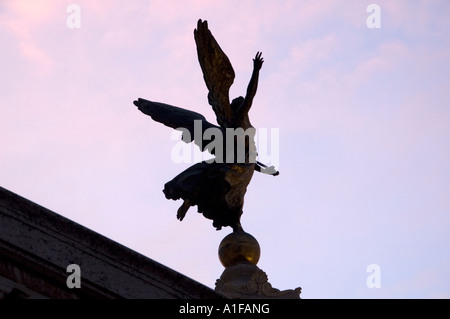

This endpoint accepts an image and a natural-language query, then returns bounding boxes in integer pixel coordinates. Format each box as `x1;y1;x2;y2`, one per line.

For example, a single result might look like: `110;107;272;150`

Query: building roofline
0;186;224;299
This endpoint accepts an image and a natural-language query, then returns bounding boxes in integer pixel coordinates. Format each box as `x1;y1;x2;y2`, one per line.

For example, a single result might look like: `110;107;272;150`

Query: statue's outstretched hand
253;51;264;70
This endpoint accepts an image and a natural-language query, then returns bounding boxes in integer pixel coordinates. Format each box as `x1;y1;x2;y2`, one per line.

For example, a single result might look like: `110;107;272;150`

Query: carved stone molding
215;262;301;299
0;186;224;299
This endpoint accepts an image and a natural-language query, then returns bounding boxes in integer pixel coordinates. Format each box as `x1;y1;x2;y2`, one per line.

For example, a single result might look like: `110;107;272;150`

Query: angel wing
133;98;221;153
194;19;235;128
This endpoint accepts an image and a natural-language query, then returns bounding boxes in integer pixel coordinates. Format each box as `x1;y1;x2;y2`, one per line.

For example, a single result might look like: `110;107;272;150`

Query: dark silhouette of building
0;186;223;299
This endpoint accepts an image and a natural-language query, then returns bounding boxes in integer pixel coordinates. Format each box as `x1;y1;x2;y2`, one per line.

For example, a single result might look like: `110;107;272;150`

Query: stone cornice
0;186;224;299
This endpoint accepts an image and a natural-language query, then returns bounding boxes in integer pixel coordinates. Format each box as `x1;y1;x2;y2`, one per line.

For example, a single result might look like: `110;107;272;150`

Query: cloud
0;1;63;74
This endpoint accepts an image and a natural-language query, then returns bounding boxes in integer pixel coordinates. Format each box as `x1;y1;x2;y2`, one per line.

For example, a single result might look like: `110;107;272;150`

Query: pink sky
1;0;449;298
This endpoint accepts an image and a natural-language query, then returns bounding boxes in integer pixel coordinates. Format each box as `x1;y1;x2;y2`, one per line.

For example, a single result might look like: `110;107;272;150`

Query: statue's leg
177;199;191;221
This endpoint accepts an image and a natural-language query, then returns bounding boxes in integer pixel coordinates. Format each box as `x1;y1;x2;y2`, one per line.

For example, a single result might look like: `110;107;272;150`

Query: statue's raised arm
237;51;264;116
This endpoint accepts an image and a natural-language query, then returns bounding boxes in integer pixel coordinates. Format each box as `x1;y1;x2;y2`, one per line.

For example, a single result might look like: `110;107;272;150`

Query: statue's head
231;96;244;111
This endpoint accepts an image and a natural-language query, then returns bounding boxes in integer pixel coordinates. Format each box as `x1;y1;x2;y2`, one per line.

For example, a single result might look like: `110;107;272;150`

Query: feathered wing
133;98;220;153
194;19;234;128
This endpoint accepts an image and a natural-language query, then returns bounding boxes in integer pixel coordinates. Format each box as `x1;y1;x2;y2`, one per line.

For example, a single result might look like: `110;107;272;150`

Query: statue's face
231;96;244;110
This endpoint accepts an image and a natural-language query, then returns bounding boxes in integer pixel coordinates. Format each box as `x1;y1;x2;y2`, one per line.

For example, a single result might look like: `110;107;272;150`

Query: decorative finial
218;230;260;268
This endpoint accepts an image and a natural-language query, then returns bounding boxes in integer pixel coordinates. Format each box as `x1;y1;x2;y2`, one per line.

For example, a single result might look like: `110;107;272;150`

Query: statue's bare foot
177;199;191;221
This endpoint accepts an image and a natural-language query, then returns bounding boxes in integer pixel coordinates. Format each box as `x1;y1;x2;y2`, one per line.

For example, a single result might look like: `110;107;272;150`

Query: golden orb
218;231;260;267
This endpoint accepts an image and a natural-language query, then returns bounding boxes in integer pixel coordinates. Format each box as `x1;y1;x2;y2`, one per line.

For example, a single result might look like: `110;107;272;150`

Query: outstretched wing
194;19;234;128
134;98;221;153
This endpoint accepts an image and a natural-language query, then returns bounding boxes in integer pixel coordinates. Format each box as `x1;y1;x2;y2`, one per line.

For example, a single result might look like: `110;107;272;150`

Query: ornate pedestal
215;231;301;299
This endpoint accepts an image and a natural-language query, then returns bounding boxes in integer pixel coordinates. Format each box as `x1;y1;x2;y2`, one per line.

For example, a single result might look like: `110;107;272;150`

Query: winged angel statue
134;19;278;231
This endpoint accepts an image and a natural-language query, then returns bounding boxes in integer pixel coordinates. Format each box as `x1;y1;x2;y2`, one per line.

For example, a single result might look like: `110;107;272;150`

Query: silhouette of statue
134;19;278;231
